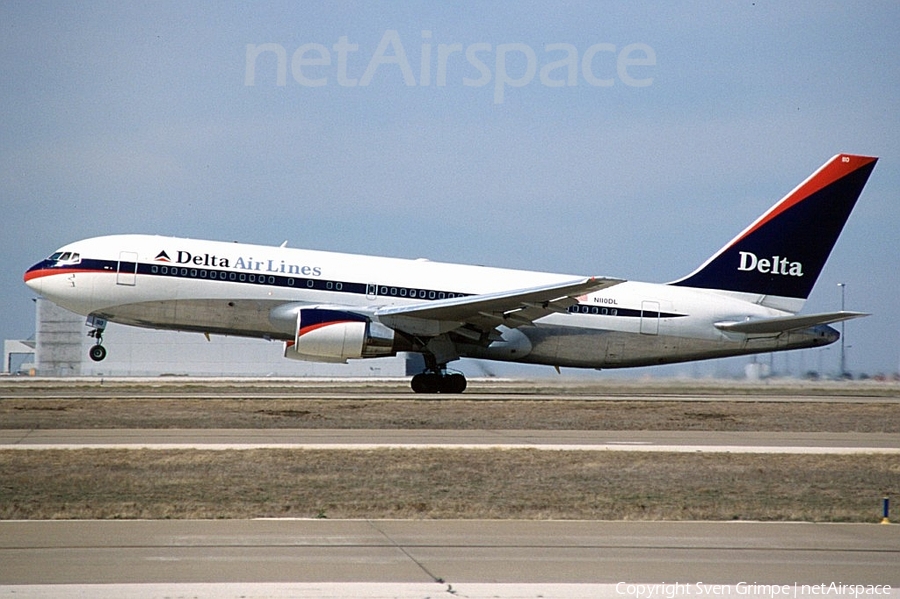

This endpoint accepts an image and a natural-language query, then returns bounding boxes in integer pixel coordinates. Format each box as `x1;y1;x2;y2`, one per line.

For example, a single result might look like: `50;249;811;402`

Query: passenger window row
145;263;463;301
568;304;619;316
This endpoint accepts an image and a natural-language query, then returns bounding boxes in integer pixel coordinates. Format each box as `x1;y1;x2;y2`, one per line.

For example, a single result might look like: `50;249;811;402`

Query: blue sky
3;1;898;376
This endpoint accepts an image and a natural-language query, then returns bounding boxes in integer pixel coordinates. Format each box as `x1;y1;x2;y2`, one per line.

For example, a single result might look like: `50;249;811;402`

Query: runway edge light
881;496;890;524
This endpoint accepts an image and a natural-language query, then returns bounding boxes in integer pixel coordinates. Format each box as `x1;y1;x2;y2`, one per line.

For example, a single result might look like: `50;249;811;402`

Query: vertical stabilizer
670;154;877;310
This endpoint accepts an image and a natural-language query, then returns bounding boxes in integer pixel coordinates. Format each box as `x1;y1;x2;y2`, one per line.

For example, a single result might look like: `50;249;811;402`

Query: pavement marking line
0;583;896;599
2;443;899;453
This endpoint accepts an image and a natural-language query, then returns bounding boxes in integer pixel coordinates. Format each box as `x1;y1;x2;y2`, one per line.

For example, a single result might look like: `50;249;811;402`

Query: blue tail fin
670;154;877;306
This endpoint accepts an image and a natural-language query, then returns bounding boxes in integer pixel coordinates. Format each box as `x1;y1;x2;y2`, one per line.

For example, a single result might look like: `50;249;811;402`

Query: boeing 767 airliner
25;154;877;392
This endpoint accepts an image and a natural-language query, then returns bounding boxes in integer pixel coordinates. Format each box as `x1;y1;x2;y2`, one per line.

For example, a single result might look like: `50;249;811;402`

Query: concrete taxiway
2;428;899;453
2;520;898;587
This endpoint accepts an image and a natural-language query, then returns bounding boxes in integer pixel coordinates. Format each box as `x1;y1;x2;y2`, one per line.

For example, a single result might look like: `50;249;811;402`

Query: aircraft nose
24;263;44;295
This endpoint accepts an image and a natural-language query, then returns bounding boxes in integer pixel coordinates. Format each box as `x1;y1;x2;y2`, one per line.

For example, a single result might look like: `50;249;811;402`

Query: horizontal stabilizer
714;311;869;335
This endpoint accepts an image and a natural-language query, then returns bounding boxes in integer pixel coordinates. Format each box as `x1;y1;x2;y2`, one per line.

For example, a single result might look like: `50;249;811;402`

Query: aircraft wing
714;311;869;335
375;276;624;338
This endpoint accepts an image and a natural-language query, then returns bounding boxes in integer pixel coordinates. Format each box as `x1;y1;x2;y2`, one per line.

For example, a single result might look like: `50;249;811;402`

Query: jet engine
283;308;397;363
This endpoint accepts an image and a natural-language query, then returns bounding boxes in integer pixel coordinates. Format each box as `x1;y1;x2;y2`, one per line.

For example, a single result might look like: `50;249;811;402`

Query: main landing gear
86;315;107;362
410;344;467;394
410;368;467;394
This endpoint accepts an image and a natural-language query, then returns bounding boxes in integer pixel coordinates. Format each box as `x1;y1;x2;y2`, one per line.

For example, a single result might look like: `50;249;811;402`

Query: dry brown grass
2;380;897;522
2;378;898;431
1;449;897;522
2;398;899;432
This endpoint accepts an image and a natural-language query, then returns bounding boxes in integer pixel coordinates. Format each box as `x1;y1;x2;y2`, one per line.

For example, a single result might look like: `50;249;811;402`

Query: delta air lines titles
155;250;322;277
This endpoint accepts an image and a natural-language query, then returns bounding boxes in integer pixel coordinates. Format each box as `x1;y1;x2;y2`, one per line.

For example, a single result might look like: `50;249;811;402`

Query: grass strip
2;449;896;522
3;399;900;431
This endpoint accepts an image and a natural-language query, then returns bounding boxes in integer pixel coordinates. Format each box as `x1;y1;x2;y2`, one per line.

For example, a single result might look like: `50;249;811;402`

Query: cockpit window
48;251;81;265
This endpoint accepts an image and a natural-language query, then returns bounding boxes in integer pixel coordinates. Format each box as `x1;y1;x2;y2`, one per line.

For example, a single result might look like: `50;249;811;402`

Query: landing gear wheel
411;372;440;394
444;373;467;394
89;344;107;362
410;370;467;394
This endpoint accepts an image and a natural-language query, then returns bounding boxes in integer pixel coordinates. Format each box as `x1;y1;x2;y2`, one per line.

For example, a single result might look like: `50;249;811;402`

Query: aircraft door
640;301;660;335
116;251;138;286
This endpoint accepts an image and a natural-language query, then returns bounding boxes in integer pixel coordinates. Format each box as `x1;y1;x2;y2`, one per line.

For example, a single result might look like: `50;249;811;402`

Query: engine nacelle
283;308;396;363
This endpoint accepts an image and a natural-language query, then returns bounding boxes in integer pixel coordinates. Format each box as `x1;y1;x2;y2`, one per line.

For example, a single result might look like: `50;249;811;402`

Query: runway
3;377;900;403
2;428;899;453
1;519;898;597
3;381;898;597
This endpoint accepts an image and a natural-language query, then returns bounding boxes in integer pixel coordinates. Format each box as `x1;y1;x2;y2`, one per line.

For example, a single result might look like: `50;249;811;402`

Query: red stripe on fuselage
23;267;108;282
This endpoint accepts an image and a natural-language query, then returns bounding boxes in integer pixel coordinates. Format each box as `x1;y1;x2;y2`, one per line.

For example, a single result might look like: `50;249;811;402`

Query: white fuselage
25;234;837;370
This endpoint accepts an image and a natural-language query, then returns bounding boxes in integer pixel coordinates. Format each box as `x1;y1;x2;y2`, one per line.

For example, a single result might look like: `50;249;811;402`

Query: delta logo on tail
154;251;172;262
672;154;877;300
737;252;803;277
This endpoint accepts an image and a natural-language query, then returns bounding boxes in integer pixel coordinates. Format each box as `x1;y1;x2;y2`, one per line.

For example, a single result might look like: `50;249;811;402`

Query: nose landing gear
88;341;107;362
86;315;108;362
